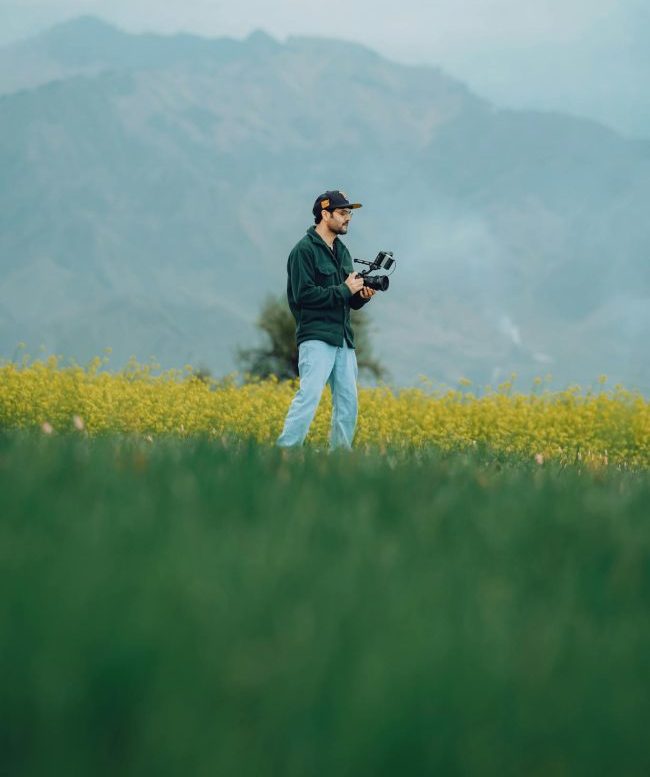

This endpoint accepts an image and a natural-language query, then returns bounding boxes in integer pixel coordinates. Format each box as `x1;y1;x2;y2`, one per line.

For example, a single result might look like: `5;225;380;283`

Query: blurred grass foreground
1;433;650;775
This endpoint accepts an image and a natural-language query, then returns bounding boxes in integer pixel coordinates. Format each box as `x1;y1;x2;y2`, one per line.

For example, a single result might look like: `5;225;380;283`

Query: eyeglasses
331;208;352;217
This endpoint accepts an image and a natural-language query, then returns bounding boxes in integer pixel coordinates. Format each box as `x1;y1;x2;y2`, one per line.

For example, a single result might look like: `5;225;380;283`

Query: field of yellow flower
1;356;648;467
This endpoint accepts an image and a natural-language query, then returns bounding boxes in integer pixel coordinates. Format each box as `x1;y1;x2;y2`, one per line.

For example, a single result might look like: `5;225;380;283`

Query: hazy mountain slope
1;17;648;389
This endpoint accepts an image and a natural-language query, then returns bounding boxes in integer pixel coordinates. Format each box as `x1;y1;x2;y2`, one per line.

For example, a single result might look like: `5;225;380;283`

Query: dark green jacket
286;226;369;348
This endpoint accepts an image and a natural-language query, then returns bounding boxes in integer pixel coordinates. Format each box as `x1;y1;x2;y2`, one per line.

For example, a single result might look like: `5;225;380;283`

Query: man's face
324;208;352;235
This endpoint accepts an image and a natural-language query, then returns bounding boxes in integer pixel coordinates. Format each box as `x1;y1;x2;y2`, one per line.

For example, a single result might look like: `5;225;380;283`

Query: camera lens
364;275;389;292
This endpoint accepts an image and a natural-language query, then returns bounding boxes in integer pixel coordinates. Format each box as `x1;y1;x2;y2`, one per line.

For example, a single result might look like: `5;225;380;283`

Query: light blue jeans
277;339;359;450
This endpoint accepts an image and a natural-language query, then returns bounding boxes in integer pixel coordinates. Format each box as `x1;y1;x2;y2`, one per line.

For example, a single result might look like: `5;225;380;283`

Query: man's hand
345;273;364;295
359;287;376;300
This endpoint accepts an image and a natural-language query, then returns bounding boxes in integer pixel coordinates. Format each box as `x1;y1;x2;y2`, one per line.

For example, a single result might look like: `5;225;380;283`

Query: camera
354;251;395;292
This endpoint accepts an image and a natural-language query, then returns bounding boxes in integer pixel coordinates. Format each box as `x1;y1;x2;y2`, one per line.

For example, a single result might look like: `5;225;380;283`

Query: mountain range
1;16;649;390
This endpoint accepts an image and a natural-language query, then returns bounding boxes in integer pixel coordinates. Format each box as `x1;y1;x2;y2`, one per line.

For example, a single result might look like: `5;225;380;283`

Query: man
276;190;376;450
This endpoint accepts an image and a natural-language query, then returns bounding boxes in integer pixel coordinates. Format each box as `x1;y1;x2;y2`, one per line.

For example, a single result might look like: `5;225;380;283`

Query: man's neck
315;222;336;249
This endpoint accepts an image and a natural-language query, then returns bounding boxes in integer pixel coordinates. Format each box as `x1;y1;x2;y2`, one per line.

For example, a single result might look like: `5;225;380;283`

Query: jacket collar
307;225;340;252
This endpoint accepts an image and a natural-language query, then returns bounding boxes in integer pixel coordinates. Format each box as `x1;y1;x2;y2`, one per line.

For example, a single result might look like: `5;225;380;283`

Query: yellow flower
0;357;648;467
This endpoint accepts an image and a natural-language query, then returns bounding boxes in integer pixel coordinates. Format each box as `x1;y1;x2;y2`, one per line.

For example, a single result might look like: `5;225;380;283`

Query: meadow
1;359;650;775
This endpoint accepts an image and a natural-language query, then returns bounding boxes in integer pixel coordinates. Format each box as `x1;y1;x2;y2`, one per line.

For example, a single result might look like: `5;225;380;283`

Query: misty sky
2;0;648;136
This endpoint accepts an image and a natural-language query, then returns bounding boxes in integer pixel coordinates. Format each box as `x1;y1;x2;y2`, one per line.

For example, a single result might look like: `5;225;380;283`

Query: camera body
354;251;395;292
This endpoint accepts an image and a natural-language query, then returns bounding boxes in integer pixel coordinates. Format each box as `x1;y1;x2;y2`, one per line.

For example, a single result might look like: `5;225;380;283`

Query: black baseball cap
312;190;363;217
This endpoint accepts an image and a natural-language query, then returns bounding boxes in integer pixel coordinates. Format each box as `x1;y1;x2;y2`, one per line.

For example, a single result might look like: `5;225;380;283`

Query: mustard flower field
1;356;649;467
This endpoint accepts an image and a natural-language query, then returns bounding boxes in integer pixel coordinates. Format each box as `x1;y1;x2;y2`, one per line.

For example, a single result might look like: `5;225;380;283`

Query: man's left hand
359;287;376;300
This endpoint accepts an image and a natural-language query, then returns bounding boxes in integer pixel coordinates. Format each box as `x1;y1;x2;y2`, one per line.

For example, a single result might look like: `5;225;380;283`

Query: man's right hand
345;273;365;294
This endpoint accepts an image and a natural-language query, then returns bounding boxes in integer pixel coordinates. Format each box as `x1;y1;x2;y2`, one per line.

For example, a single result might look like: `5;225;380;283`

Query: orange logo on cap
321;198;330;209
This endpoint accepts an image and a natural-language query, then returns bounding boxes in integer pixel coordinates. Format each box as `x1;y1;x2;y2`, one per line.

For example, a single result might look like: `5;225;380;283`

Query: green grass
1;432;650;776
